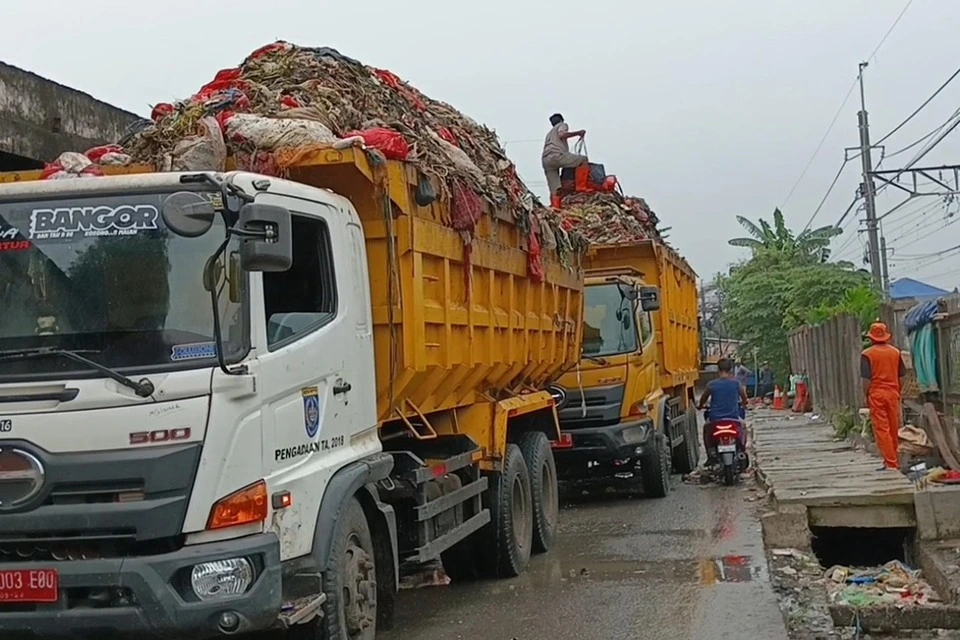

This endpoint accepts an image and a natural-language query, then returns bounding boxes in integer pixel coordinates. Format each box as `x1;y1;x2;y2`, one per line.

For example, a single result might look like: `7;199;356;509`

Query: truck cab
550;241;701;497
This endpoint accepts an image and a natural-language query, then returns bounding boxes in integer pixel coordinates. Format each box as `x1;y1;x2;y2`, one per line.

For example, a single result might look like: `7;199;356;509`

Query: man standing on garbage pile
861;322;906;471
759;362;775;399
698;357;749;463
541;113;587;198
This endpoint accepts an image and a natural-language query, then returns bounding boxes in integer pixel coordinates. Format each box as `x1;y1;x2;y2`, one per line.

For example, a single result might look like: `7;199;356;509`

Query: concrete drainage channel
763;508;960;637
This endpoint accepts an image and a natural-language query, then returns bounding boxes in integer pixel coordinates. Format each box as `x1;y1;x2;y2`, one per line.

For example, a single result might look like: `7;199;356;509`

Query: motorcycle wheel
722;464;735;487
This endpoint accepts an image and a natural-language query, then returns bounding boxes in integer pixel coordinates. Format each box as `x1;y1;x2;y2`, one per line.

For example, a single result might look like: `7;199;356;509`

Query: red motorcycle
710;418;746;486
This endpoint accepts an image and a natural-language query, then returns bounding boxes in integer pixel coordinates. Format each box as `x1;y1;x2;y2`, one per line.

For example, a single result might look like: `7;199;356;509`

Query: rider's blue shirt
707;377;742;421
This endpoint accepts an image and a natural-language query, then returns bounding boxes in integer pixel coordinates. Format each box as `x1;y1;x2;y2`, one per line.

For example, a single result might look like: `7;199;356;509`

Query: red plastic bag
436;127;458;146
373;69;427;112
343;128;410;161
248;42;291;60
84;145;123;163
41;152;104;180
151;103;174;122
280;95;301;109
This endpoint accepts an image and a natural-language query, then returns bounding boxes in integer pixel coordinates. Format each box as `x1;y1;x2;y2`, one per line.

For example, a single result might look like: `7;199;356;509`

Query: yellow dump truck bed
0;149;585;423
584;240;699;390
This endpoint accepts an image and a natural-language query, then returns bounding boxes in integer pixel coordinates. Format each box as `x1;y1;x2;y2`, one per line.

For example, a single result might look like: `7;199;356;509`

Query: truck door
254;197;378;559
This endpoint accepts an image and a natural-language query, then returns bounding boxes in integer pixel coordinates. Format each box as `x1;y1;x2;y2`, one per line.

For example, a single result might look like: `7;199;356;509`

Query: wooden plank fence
788;314;863;415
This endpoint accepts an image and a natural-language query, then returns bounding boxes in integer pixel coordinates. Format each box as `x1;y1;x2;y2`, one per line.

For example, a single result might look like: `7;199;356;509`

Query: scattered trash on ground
825;561;941;608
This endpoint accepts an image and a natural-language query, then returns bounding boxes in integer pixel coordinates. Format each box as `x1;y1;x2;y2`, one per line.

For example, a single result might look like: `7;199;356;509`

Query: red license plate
0;569;59;603
552;433;574;449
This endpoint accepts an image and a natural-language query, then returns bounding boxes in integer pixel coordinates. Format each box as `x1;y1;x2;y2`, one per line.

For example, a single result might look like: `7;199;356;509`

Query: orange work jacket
860;343;905;395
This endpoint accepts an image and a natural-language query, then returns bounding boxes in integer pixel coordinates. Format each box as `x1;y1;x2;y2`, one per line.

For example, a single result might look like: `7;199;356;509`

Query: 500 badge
129;428;191;446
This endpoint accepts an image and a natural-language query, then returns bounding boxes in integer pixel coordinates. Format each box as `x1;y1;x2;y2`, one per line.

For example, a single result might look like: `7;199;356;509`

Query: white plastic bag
226;113;338;150
166;117;227;171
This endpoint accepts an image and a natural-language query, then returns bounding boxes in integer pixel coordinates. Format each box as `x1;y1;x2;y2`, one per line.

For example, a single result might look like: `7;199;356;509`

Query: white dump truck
0;153;583;638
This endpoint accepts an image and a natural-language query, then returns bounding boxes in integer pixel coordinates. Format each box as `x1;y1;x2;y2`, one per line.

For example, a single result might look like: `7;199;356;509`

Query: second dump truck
550;239;700;496
0;148;582;638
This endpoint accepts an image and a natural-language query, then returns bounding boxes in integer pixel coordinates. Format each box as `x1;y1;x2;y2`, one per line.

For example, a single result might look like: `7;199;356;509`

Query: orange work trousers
868;389;902;469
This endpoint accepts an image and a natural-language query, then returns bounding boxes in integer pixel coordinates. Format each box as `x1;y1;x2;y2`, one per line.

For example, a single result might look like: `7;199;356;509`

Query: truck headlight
190;558;254;601
621;425;649;444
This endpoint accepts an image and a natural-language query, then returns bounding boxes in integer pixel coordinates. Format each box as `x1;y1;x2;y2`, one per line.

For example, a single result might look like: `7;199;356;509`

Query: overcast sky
5;0;960;287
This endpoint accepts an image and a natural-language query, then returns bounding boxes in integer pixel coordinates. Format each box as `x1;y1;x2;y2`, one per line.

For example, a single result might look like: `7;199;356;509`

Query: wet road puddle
699;555;763;584
398;556;764;590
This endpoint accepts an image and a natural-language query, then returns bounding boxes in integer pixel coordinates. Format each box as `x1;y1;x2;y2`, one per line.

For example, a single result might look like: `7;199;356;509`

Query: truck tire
519;431;559;554
480;444;533;577
640;433;671;498
671;408;700;474
316;497;377;640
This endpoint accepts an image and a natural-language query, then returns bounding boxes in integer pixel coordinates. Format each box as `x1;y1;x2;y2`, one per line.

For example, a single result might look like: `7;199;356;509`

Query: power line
780;78;858;207
834;195;862;230
875;64;960;145
802;159;852;232
868;0;915;63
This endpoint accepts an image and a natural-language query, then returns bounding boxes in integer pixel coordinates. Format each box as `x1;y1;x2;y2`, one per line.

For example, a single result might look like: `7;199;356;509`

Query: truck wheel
481;444;533;577
317;497;377;640
640;433;671;498
671;408;699;474
519;431;559;554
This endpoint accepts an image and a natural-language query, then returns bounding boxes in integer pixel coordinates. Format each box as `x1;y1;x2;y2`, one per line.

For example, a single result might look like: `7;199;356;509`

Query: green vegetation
718;209;880;379
832;409;857;440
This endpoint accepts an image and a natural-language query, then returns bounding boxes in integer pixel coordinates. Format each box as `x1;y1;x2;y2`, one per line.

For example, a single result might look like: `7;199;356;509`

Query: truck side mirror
238;203;293;272
639;286;661;312
162;191;217;237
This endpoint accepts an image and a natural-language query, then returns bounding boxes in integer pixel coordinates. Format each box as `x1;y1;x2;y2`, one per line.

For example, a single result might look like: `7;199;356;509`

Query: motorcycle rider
698;357;748;463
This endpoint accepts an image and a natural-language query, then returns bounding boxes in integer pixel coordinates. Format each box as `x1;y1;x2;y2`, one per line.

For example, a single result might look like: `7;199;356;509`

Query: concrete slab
829;604;960;630
917;539;960;605
916;487;960;540
751;412;916;528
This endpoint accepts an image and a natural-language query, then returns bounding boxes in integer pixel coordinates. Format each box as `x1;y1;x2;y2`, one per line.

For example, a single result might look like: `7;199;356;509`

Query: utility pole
880;235;891;298
857;62;884;291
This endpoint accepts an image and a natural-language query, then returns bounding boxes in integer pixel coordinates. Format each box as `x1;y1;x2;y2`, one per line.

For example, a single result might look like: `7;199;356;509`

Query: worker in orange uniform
860;322;906;471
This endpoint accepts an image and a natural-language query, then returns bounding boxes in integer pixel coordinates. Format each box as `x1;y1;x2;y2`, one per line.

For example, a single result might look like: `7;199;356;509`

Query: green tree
729;208;842;263
720;211;879;379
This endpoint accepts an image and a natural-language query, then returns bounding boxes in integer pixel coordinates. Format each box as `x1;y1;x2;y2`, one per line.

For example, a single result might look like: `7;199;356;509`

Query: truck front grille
556;384;626;428
0;531;182;562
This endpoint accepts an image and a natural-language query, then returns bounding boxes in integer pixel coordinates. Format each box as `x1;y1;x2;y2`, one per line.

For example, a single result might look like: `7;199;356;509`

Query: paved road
382;479;789;640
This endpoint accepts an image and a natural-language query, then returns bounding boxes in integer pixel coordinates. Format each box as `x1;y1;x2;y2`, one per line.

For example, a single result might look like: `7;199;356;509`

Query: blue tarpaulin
890;278;949;301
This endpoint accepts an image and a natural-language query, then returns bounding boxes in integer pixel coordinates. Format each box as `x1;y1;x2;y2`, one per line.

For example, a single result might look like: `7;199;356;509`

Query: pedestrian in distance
541;113;587;196
734;361;752;392
759;362;775;399
860;322;906;472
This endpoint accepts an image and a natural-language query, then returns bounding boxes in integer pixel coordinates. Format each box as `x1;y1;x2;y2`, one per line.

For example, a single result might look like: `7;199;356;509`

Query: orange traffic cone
773;386;785;410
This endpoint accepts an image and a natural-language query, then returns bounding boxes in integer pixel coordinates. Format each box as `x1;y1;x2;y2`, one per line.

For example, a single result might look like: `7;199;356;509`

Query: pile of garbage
558;191;663;244
824;561;941;608
41;41;586;271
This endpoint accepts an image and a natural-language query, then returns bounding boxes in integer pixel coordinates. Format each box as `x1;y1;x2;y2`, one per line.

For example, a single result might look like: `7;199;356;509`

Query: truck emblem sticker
29;204;159;240
170;342;217;361
303;387;321;438
0;223;28;252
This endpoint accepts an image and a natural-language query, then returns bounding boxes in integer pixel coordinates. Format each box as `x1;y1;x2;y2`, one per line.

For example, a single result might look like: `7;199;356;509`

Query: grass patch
832;409;857;440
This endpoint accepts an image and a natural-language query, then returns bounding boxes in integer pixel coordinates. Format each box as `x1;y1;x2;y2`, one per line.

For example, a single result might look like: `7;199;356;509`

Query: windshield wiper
0;348;155;398
582;355;610;366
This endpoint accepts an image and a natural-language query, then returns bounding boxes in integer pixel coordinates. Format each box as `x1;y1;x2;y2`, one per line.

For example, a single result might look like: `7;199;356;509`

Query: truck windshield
582;283;639;358
0;191;245;381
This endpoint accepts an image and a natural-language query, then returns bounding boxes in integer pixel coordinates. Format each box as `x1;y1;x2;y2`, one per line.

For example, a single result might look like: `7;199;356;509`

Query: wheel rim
342;534;376;638
541;457;558;530
511;473;529;551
